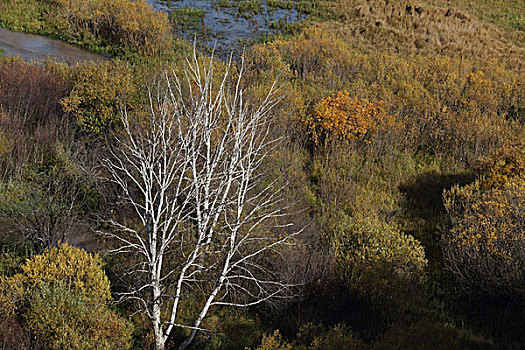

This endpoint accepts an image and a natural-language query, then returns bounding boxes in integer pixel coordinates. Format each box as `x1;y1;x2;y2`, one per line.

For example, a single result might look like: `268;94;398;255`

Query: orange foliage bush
249;27;524;164
307;91;389;146
475;145;525;188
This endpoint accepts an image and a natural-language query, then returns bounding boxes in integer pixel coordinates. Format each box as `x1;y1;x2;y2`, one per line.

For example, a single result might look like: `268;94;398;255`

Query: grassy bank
0;0;172;58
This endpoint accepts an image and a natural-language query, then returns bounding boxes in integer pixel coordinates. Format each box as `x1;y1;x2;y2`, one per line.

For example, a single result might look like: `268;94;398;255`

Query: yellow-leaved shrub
255;324;365;350
333;216;427;285
44;0;170;56
61;61;137;134
18;243;111;303
329;215;427;321
443;160;525;295
0;244;132;349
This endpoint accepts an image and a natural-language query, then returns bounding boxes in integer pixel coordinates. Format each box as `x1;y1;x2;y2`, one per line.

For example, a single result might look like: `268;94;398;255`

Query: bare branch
101;47;298;350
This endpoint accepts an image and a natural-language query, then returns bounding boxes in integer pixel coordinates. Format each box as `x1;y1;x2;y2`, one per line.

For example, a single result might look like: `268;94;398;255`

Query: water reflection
0;27;104;63
147;0;306;52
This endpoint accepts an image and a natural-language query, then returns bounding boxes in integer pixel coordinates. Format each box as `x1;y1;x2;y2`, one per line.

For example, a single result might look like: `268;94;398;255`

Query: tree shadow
399;171;475;225
397;170;475;264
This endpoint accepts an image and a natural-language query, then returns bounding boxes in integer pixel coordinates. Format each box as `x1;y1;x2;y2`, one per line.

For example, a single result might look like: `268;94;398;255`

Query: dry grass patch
329;0;524;70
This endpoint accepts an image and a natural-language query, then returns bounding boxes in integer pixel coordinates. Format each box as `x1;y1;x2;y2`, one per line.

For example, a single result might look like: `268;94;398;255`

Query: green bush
332;216;427;287
26;282;132;350
331;216;427;321
200;309;263;350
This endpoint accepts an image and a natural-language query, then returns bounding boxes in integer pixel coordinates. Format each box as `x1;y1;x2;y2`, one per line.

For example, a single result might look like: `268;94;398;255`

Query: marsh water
0;0;306;62
0;27;104;63
148;0;307;51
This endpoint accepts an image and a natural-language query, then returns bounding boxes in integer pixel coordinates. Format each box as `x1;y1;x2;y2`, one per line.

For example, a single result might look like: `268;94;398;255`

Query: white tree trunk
102;47;299;350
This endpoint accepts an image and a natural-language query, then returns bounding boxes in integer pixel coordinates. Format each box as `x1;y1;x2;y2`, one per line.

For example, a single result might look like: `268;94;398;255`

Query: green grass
238;0;264;17
169;7;205;28
216;0;264;17
267;0;294;10
0;0;52;34
489;12;525;31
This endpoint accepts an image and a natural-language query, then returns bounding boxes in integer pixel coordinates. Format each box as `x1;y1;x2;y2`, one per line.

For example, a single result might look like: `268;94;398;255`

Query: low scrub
443;148;525;295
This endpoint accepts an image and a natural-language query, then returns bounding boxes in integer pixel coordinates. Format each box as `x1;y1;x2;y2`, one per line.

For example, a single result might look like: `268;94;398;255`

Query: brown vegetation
327;0;524;70
0;58;72;179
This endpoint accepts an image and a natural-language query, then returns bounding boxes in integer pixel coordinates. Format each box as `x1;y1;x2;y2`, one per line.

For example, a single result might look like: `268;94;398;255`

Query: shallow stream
0;27;104;63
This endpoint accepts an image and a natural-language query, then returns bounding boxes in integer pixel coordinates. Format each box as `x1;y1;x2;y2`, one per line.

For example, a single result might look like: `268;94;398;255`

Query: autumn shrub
0;244;132;349
306;91;390;146
0;0;51;34
442;170;525;295
47;0;170;55
61;60;137;134
0;57;74;179
475;145;525;188
308;137;417;224
248;27;348;85
255;323;365;350
330;216;427;321
17;243;111;302
256;330;294;350
332;216;426;286
0;57;71;128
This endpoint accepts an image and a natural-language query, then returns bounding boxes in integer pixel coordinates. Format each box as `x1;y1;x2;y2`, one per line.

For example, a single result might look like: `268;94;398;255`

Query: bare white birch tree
101;49;299;350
